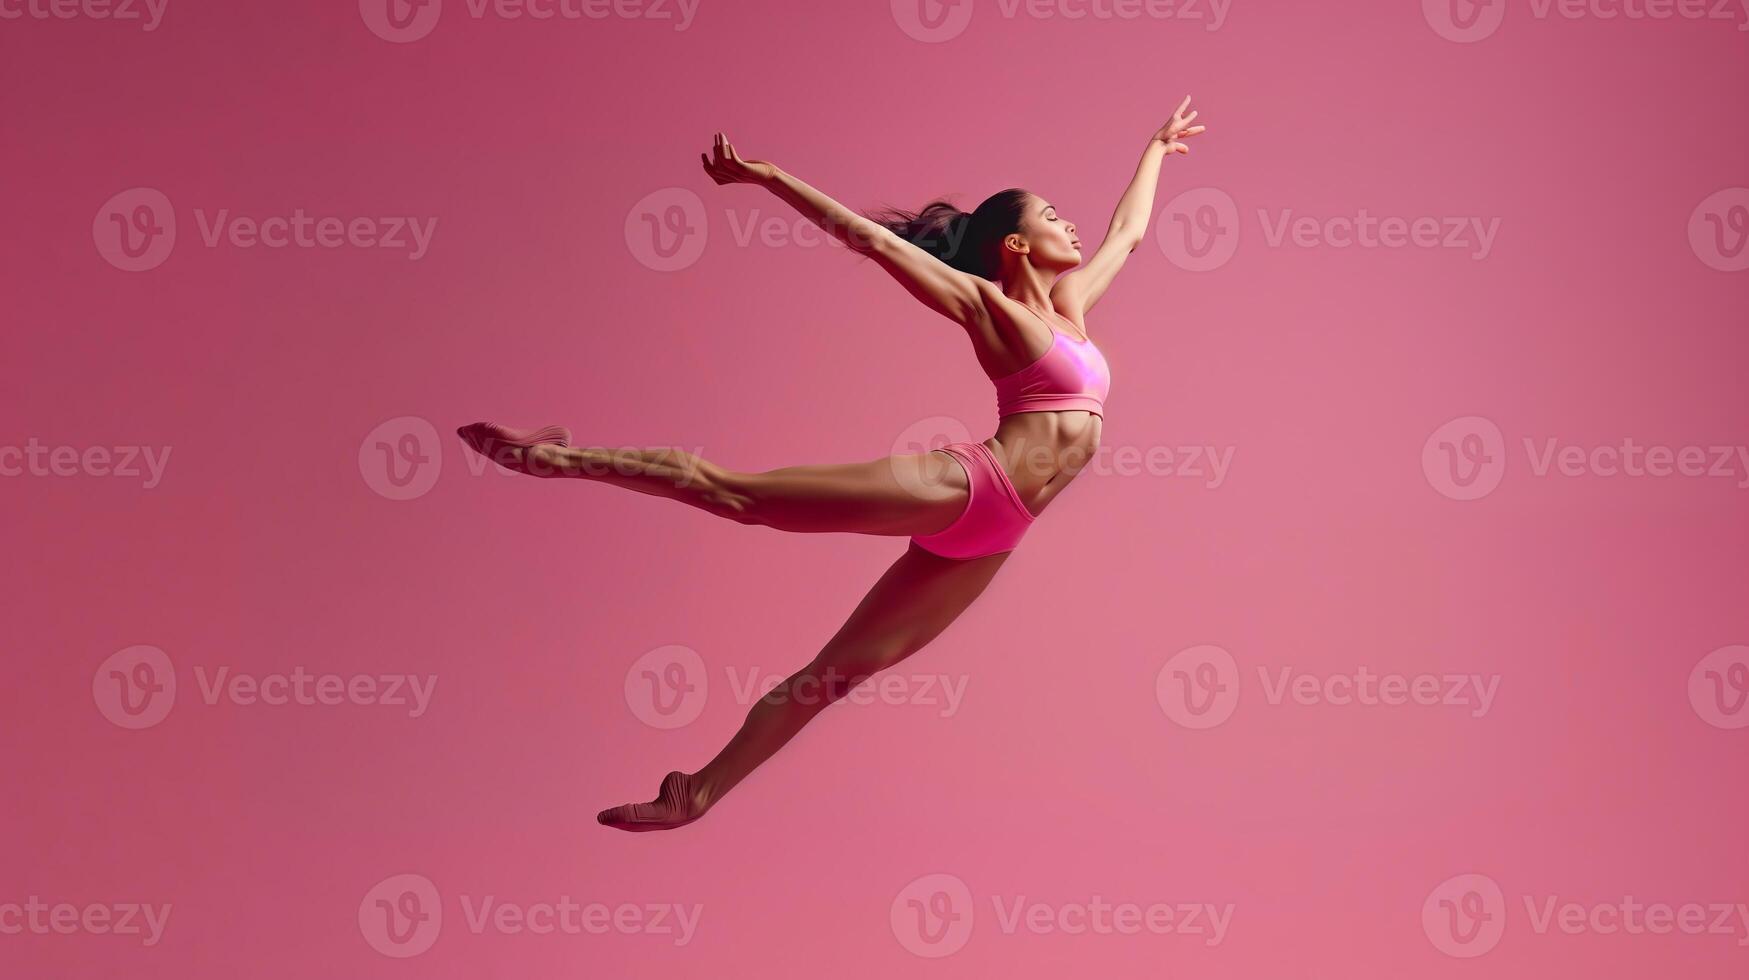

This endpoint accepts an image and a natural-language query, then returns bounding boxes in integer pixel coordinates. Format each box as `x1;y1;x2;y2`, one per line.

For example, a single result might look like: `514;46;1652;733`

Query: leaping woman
459;96;1207;831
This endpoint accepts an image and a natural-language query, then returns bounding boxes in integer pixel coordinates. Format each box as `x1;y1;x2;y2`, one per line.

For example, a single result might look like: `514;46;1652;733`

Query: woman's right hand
1150;96;1206;155
701;132;777;185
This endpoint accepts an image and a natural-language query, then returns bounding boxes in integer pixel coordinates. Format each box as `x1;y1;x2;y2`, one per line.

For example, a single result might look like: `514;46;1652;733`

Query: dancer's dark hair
860;188;1032;281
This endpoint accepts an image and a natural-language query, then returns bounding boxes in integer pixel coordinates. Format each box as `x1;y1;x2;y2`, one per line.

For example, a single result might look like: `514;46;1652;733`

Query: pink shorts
910;441;1038;560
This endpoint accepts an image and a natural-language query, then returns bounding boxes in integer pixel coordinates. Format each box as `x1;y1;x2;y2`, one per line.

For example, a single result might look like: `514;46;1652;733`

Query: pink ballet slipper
596;771;711;833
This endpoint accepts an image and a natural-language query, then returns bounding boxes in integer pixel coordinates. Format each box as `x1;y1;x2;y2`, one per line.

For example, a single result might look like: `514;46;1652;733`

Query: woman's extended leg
597;541;1012;831
458;421;972;537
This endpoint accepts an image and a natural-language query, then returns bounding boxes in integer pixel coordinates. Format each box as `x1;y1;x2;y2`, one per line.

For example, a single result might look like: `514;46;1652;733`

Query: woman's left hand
701;132;777;185
1151;95;1206;155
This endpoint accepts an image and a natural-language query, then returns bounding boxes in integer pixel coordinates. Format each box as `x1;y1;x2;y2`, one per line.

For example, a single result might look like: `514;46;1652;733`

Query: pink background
4;0;1747;975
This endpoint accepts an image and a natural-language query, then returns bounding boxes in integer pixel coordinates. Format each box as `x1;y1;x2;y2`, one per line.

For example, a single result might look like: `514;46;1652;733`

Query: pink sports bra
993;321;1111;419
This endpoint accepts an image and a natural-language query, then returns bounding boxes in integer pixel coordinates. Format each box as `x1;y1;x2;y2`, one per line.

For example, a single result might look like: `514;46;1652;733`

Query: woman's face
1010;194;1081;272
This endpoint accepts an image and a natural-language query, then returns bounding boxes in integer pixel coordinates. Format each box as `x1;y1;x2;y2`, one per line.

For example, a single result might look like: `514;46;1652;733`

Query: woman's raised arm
1051;96;1206;317
701;133;989;330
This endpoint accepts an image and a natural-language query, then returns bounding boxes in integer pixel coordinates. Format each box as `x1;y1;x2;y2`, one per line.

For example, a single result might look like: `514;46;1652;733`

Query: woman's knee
802;641;914;705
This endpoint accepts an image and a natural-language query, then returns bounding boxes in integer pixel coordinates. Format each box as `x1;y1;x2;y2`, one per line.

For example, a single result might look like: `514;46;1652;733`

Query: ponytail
860;188;1031;281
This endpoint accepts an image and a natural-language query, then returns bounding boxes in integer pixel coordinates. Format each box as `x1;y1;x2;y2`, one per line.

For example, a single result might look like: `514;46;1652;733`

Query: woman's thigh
732;450;971;536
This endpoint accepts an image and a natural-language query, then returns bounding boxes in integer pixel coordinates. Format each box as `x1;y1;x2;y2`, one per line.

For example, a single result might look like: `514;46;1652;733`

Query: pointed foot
456;421;573;474
597;771;712;833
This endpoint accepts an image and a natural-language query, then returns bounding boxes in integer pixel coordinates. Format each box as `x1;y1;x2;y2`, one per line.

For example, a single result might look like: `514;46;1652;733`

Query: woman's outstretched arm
701;132;989;330
1052;95;1207;317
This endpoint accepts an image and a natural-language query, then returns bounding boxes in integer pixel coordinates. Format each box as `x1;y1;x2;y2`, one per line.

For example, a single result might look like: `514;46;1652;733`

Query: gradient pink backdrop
4;0;1747;976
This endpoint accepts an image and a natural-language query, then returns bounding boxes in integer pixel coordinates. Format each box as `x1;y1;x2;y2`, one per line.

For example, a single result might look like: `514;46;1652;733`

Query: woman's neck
1001;263;1058;315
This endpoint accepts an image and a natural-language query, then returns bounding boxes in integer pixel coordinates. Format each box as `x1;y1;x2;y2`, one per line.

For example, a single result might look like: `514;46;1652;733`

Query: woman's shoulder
1047;290;1090;338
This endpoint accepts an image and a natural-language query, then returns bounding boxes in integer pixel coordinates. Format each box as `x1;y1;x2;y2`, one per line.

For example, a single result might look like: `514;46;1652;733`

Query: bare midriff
985;409;1102;520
